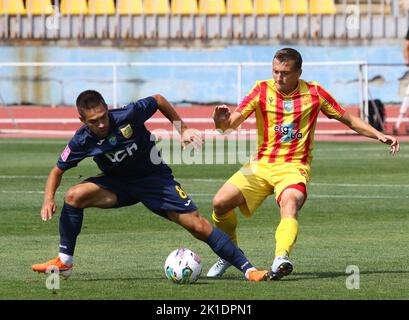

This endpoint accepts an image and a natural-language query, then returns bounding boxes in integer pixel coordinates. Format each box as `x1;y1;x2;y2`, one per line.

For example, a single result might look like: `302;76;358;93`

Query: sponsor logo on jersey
120;124;133;139
274;123;303;142
108;135;117;146
105;142;138;163
61;145;71;162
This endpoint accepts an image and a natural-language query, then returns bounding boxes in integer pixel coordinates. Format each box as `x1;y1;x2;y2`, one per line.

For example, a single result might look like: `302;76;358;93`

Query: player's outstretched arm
152;94;203;150
213;105;245;133
41;165;65;221
338;111;400;156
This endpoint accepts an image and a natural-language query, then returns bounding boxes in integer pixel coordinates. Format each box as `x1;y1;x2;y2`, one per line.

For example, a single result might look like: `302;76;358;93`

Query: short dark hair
273;48;303;71
76;90;107;116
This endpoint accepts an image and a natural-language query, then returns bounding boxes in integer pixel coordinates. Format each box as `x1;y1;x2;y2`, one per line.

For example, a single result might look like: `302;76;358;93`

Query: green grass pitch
0;138;408;300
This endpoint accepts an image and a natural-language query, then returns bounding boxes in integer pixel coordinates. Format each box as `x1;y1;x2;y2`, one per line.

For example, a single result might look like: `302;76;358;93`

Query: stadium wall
0;44;407;107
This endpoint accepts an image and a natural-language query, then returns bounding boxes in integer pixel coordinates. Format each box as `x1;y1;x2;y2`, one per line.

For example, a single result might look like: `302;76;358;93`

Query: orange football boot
246;269;269;282
32;257;73;278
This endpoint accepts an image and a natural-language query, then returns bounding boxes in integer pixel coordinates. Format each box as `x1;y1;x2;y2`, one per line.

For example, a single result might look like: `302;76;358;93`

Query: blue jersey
57;96;171;178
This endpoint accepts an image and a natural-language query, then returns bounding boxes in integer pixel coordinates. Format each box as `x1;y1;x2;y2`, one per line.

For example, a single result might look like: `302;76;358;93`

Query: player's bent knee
212;195;230;215
185;214;213;240
64;186;86;208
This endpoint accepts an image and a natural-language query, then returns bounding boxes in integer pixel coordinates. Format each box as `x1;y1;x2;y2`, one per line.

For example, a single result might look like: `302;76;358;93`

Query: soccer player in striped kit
207;48;400;280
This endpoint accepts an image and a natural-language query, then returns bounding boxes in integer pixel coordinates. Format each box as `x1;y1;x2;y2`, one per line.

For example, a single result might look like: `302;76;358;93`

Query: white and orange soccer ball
164;248;202;284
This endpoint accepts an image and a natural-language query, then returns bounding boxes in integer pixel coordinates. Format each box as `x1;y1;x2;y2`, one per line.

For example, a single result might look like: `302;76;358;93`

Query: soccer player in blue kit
32;90;270;282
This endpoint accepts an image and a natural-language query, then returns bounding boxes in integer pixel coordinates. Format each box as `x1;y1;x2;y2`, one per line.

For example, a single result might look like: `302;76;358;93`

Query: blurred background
0;0;408;137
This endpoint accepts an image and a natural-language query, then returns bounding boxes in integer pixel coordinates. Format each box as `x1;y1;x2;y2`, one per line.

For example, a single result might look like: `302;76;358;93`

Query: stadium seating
254;0;280;15
60;0;88;15
88;0;116;15
117;0;143;15
226;0;253;15
26;0;54;15
282;0;308;15
0;0;26;14
144;0;170;15
198;0;226;15
310;0;336;15
171;0;199;15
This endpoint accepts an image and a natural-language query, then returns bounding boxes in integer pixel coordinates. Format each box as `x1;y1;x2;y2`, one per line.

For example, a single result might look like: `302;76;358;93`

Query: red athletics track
0;105;408;141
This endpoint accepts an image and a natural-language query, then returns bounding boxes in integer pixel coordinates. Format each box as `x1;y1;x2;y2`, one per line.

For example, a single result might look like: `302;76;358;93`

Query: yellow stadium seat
171;0;198;15
26;0;54;15
198;0;226;15
309;0;336;15
0;0;26;14
282;0;307;15
254;0;280;15
117;0;143;15
88;0;115;15
60;0;88;15
144;0;170;15
226;0;253;15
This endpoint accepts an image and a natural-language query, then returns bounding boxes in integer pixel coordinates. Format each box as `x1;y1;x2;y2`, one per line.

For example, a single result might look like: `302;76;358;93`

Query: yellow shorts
226;161;310;217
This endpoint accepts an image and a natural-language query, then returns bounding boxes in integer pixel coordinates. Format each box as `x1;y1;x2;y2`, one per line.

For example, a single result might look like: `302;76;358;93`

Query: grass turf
0;138;408;300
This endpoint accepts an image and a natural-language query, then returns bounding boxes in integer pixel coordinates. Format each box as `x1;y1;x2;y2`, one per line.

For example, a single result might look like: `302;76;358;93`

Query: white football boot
206;257;232;277
269;252;293;280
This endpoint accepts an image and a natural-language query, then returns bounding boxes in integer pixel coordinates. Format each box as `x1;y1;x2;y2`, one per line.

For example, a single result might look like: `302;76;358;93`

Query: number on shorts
175;185;188;199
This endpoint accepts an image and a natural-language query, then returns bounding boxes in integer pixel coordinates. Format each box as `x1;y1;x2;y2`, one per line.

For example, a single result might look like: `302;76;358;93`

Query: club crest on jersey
284;100;294;112
108;134;117;145
120;124;133;139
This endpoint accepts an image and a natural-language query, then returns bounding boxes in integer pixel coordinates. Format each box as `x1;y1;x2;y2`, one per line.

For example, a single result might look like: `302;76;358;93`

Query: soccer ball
164;248;202;284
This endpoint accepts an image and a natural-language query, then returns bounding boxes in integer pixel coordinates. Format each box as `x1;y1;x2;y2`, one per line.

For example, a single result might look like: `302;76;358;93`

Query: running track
0;105;408;141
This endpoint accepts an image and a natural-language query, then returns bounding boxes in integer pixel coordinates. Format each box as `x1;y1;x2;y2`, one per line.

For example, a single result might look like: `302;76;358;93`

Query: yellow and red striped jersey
236;79;346;166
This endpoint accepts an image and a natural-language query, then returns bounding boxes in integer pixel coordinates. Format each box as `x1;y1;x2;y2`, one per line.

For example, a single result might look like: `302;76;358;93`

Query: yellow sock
212;210;238;245
275;217;298;257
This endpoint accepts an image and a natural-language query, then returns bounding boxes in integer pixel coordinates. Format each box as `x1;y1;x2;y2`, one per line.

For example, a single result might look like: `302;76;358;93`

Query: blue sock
59;202;84;256
205;227;253;274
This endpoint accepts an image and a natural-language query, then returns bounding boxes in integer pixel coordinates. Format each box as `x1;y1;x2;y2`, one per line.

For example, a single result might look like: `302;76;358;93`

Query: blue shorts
85;173;198;219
